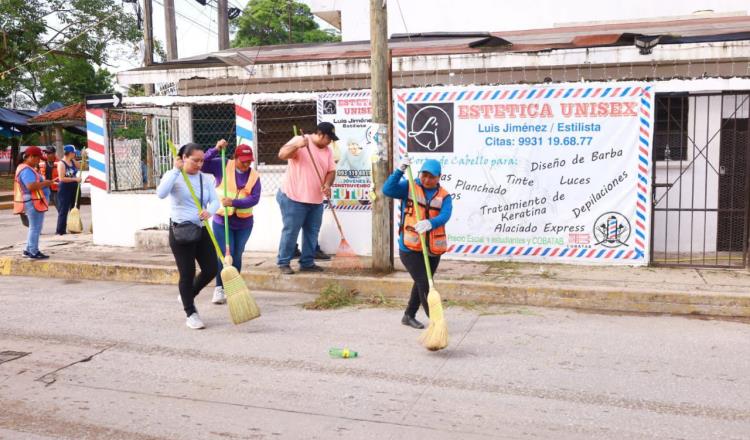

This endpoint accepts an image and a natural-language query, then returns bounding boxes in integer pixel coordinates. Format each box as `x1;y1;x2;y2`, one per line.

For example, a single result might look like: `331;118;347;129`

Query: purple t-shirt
201;147;261;230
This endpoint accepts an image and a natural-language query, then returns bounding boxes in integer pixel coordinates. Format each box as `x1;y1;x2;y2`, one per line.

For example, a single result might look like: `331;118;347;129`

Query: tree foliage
0;0;140;108
232;0;340;48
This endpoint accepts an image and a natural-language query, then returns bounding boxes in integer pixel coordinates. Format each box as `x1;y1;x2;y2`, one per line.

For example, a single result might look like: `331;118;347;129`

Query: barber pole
85;108;108;191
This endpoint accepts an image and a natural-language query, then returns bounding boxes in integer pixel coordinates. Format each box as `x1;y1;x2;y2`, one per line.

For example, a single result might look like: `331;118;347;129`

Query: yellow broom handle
166;140;224;263
404;156;434;282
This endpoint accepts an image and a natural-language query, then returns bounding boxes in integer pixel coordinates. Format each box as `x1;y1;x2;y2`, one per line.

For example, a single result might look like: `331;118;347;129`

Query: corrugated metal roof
27;102;85;126
123;15;750;73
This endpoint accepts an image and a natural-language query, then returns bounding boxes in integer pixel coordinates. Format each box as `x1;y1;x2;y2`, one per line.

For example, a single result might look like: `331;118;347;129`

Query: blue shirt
382;169;453;253
18;167;50;202
156;168;220;226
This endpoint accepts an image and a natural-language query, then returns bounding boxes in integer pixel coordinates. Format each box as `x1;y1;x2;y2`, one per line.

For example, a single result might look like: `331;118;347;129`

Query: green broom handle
404;157;435;282
221;146;230;258
166;140;224;262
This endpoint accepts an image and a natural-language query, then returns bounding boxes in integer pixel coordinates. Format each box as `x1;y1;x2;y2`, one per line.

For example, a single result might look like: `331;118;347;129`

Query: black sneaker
401;314;424;329
314;249;331;260
28;252;50;260
292;247;301;259
299;264;324;273
279;265;295;275
22;250;31;258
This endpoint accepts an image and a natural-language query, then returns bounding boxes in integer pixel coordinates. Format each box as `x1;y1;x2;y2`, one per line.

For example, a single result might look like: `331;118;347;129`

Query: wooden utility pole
218;0;229;50
143;0;154;95
370;0;393;272
164;0;178;60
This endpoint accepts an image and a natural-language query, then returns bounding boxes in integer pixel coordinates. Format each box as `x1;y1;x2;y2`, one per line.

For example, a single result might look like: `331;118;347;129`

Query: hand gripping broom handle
167;140;225;263
293;126;347;239
221;146;230;259
404;156;435;283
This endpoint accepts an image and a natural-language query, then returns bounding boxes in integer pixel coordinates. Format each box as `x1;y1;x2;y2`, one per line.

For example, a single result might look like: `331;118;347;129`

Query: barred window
192;104;236;153
255;101;317;166
653;95;689;162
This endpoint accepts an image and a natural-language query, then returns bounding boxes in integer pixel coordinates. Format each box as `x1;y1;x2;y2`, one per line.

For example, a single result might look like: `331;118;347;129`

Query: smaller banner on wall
395;82;655;265
318;91;375;210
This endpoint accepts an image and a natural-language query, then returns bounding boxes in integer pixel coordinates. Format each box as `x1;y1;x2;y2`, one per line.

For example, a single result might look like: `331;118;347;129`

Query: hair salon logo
593;212;631;248
406;103;454;153
322;100;337;115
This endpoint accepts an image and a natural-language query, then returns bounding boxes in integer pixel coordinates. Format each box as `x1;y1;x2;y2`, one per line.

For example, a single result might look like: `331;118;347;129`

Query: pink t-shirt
281;135;336;204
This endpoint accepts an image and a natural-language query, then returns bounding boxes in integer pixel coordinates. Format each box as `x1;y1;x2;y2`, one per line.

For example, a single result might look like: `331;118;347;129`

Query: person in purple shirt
202;140;262;305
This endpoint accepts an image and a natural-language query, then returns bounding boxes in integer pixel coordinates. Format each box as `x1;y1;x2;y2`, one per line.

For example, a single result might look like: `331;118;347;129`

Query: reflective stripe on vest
13;164;48;214
401;183;449;255
215;160;259;218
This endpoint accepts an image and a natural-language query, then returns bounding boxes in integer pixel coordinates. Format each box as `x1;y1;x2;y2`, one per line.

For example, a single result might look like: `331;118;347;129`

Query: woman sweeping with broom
201;139;261;305
157;143;220;329
382;156;452;335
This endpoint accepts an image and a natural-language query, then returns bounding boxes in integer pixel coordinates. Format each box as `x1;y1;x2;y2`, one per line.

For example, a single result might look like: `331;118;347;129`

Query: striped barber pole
235;103;254;148
85;108;108;191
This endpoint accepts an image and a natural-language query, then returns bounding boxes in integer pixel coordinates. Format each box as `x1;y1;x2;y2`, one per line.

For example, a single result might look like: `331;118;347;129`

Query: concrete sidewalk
2;232;750;318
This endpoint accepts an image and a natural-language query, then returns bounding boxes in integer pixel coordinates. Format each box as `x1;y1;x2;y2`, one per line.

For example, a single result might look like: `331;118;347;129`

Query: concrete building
107;11;750;267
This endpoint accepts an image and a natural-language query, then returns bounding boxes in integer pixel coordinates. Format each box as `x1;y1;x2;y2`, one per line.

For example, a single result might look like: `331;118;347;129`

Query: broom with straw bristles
66;169;83;234
404;157;448;351
167;140;260;324
293;126;363;271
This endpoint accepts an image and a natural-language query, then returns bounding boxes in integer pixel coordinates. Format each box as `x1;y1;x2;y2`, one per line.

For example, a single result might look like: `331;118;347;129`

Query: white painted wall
91;188;171;247
315;0;750;41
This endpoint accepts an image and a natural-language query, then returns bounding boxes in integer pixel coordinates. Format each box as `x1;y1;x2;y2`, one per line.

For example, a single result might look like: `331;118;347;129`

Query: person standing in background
55;145;81;235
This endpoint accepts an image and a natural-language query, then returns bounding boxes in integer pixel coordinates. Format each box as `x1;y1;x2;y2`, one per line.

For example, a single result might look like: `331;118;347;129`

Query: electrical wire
153;0;218;35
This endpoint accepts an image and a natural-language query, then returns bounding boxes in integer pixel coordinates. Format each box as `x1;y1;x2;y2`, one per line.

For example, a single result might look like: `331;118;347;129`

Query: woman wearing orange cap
202;140;261;305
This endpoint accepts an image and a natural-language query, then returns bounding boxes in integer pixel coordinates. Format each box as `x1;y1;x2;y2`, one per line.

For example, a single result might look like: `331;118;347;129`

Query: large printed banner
318;91;375;210
395;82;654;265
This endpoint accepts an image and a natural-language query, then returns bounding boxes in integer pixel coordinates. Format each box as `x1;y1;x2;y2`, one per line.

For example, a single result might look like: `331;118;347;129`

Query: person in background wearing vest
276;122;338;275
382;157;453;329
55;145;81;235
39;146;59;210
13;146;54;259
201;140;261;305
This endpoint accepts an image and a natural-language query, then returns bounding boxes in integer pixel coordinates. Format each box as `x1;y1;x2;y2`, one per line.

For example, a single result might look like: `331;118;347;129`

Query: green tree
0;0;140;108
232;0;341;48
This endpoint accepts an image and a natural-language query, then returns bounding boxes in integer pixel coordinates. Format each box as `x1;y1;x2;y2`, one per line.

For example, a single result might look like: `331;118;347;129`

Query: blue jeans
212;220;253;287
276;190;323;268
25;201;45;255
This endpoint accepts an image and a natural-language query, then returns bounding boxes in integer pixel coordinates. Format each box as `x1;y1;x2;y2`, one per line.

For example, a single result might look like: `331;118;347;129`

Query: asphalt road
0;276;749;439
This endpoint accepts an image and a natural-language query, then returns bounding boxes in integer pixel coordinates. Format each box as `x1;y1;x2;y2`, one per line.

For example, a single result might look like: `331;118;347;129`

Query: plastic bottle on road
329;348;358;358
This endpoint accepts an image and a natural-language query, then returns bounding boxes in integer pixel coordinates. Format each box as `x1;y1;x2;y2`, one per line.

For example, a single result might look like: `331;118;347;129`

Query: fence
104;101;317;195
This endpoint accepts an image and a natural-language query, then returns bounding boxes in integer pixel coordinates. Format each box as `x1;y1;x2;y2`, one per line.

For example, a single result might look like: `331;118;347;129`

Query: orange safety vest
13;163;49;214
38;160;59;191
215;160;259;218
401;183;449;255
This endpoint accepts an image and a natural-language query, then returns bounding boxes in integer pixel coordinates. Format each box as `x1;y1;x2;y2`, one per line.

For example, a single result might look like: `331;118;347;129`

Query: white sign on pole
394;82;654;265
317;91;375;210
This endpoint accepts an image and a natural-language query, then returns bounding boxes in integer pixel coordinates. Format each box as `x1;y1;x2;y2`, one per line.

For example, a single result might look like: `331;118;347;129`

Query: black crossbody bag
172;174;204;245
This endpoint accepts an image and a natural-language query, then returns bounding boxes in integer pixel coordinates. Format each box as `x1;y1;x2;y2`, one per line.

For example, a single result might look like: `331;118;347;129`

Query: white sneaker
186;313;205;329
212;286;226;304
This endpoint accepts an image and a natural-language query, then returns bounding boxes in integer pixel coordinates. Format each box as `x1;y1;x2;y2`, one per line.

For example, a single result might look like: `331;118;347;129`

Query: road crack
36;344;115;387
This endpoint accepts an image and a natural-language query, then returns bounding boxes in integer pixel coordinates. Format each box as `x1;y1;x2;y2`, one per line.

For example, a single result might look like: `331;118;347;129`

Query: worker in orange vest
201;140;261;305
382;157;453;329
38;146;59;209
13;146;55;259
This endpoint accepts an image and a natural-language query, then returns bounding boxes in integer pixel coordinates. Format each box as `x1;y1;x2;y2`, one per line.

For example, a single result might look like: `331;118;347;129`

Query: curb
2;256;750;318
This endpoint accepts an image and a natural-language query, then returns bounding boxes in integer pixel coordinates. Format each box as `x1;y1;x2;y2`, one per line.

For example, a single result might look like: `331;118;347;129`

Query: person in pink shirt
276;122;338;274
